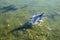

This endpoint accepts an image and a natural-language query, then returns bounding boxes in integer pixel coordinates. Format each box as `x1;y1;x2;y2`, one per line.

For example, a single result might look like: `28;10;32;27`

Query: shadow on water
9;22;32;34
0;5;17;13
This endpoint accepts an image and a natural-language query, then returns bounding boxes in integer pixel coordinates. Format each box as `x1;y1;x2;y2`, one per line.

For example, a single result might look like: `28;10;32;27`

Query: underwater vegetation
0;5;17;13
0;0;60;40
9;22;32;33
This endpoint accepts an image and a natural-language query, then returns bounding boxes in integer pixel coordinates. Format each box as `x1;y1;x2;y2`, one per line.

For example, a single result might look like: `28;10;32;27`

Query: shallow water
0;0;60;40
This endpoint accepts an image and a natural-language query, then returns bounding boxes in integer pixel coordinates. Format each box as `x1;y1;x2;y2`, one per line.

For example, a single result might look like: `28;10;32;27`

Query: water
0;0;60;40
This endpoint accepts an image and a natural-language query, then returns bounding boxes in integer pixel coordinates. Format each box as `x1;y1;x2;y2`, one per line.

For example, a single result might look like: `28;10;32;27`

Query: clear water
0;0;60;40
